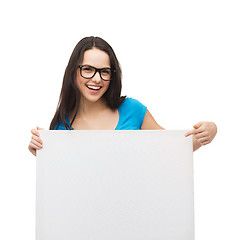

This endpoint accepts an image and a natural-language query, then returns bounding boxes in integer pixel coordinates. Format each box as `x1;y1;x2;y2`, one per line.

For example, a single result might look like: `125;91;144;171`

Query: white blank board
36;130;194;240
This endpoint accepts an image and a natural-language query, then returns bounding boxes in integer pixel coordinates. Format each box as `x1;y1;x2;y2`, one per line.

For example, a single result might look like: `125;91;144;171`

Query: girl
28;36;217;156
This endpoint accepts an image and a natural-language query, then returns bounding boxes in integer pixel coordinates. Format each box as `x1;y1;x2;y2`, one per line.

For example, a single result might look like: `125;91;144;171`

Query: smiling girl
28;36;217;156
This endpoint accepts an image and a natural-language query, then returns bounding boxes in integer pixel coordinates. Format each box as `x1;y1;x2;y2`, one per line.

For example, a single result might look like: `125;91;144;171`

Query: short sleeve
116;97;147;130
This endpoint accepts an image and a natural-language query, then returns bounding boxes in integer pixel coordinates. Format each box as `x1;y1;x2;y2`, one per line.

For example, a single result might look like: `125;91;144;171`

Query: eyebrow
82;64;111;69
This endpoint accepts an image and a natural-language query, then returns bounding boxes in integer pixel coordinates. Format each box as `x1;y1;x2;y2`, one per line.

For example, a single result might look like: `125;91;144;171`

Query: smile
86;85;102;90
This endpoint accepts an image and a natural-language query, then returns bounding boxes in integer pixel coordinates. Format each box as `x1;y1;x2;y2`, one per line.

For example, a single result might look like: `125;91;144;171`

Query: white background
0;0;239;239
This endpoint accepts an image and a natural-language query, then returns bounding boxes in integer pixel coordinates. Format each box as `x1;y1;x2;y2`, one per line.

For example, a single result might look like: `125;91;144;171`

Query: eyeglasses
78;65;115;81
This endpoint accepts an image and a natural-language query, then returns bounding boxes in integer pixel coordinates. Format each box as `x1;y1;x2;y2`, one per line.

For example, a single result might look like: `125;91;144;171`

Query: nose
92;71;101;83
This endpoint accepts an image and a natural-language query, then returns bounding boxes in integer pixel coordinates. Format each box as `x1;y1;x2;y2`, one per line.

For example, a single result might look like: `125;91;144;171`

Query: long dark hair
50;36;126;130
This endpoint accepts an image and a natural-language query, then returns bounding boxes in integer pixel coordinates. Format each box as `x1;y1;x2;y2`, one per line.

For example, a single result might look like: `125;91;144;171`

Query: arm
141;110;165;130
141;110;217;152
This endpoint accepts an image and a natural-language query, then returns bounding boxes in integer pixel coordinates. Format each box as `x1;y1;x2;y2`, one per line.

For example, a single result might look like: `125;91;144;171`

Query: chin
81;95;105;104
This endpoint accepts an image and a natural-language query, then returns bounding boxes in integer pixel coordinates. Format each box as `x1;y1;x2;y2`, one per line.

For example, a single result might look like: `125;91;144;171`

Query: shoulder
121;97;164;130
120;97;147;110
117;97;147;129
53;116;73;130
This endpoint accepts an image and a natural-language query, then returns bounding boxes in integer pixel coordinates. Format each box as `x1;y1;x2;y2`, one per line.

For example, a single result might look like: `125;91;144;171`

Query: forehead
82;48;110;68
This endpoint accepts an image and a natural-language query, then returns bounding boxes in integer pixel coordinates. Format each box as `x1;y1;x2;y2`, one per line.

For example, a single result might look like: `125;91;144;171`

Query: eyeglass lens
81;66;112;81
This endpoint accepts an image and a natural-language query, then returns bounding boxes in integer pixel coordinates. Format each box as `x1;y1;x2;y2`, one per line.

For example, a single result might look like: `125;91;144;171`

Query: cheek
103;82;110;92
105;82;110;88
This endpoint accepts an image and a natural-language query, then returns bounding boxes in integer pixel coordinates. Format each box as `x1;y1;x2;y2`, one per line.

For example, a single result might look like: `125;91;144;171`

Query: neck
78;98;108;117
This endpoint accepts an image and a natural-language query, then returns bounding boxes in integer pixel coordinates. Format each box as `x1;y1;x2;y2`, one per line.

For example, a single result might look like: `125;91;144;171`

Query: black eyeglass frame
78;65;115;81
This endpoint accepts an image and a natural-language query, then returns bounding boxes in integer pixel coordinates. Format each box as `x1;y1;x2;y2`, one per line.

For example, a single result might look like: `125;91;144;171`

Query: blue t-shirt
55;97;147;130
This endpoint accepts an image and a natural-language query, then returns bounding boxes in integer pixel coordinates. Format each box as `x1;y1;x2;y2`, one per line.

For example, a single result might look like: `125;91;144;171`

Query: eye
101;69;111;75
82;66;94;72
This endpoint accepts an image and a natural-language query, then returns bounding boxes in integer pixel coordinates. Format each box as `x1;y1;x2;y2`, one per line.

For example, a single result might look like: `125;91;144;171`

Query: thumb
36;126;44;130
193;122;204;129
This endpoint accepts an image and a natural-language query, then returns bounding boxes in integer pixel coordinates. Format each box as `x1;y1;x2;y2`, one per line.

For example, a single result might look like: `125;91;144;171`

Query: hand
28;126;44;156
185;121;217;146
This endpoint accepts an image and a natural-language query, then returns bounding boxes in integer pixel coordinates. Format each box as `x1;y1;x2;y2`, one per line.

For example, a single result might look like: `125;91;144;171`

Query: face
76;48;111;104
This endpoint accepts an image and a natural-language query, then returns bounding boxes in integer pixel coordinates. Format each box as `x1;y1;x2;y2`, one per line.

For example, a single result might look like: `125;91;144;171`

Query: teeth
87;85;101;90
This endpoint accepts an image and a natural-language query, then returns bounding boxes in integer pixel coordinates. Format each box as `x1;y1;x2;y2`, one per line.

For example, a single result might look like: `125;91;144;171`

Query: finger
29;143;41;151
197;137;210;145
29;141;42;150
30;137;43;148
31;127;44;137
199;139;210;146
31;135;43;144
185;129;196;137
185;128;202;137
193;122;204;129
31;138;43;149
31;128;40;137
193;132;207;140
